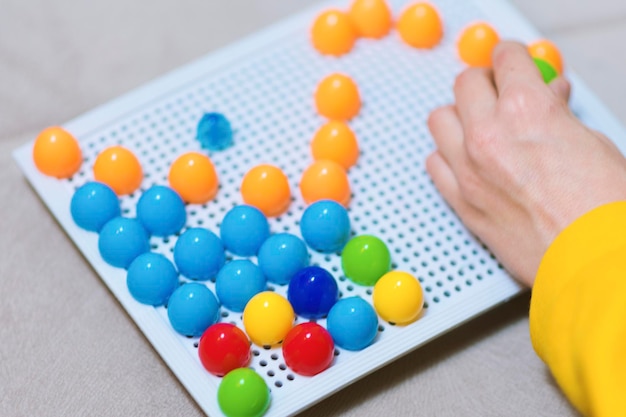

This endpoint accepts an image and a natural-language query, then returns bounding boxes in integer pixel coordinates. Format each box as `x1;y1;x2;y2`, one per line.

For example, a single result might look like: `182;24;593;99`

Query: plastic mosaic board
13;0;626;416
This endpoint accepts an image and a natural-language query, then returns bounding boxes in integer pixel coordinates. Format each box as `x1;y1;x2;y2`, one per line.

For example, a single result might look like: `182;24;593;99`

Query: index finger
491;41;545;94
453;66;497;128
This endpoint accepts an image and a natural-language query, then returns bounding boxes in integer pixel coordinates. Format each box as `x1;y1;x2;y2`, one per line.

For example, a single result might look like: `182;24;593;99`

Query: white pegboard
13;0;626;416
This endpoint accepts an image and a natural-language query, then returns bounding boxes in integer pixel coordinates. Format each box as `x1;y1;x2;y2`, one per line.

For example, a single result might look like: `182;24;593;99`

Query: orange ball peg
32;126;82;179
241;164;291;217
528;39;563;74
457;22;500;67
168;152;219;204
311;9;357;56
397;2;444;49
348;0;393;39
300;160;351;207
311;121;359;170
315;73;361;121
93;145;143;195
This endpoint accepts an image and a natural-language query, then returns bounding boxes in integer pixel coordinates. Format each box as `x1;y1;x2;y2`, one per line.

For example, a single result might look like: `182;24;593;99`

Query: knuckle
457;167;484;205
454;67;485;92
453;70;468;92
491;42;525;69
498;84;534;116
499;84;563;121
427;106;446;130
428;105;457;138
464;120;498;163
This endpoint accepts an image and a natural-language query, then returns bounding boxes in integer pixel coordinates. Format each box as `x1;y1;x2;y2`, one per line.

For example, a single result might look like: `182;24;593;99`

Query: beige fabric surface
2;0;625;415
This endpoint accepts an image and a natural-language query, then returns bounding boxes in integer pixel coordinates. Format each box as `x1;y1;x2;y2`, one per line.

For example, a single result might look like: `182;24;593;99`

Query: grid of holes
63;0;505;393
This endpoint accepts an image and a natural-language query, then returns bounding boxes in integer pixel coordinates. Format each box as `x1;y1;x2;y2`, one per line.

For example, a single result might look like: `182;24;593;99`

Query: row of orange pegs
311;0;563;73
312;0;444;56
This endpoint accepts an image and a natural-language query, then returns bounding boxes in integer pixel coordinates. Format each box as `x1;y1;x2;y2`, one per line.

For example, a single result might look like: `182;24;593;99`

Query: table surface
2;1;625;416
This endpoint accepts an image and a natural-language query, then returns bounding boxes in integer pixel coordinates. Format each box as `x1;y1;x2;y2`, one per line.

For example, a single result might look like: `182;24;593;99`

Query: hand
426;41;626;286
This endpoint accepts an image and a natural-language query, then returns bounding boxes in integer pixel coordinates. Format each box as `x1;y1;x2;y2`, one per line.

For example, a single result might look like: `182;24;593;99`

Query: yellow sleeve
530;201;626;416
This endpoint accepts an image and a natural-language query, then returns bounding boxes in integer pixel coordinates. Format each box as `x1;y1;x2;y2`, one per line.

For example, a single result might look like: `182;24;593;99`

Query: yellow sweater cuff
530;201;626;416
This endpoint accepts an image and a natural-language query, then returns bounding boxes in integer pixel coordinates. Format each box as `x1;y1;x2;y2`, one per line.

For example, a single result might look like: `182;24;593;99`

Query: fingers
426;151;483;224
425;151;463;209
427;105;481;222
491;41;545;94
427;105;465;170
453;67;497;127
